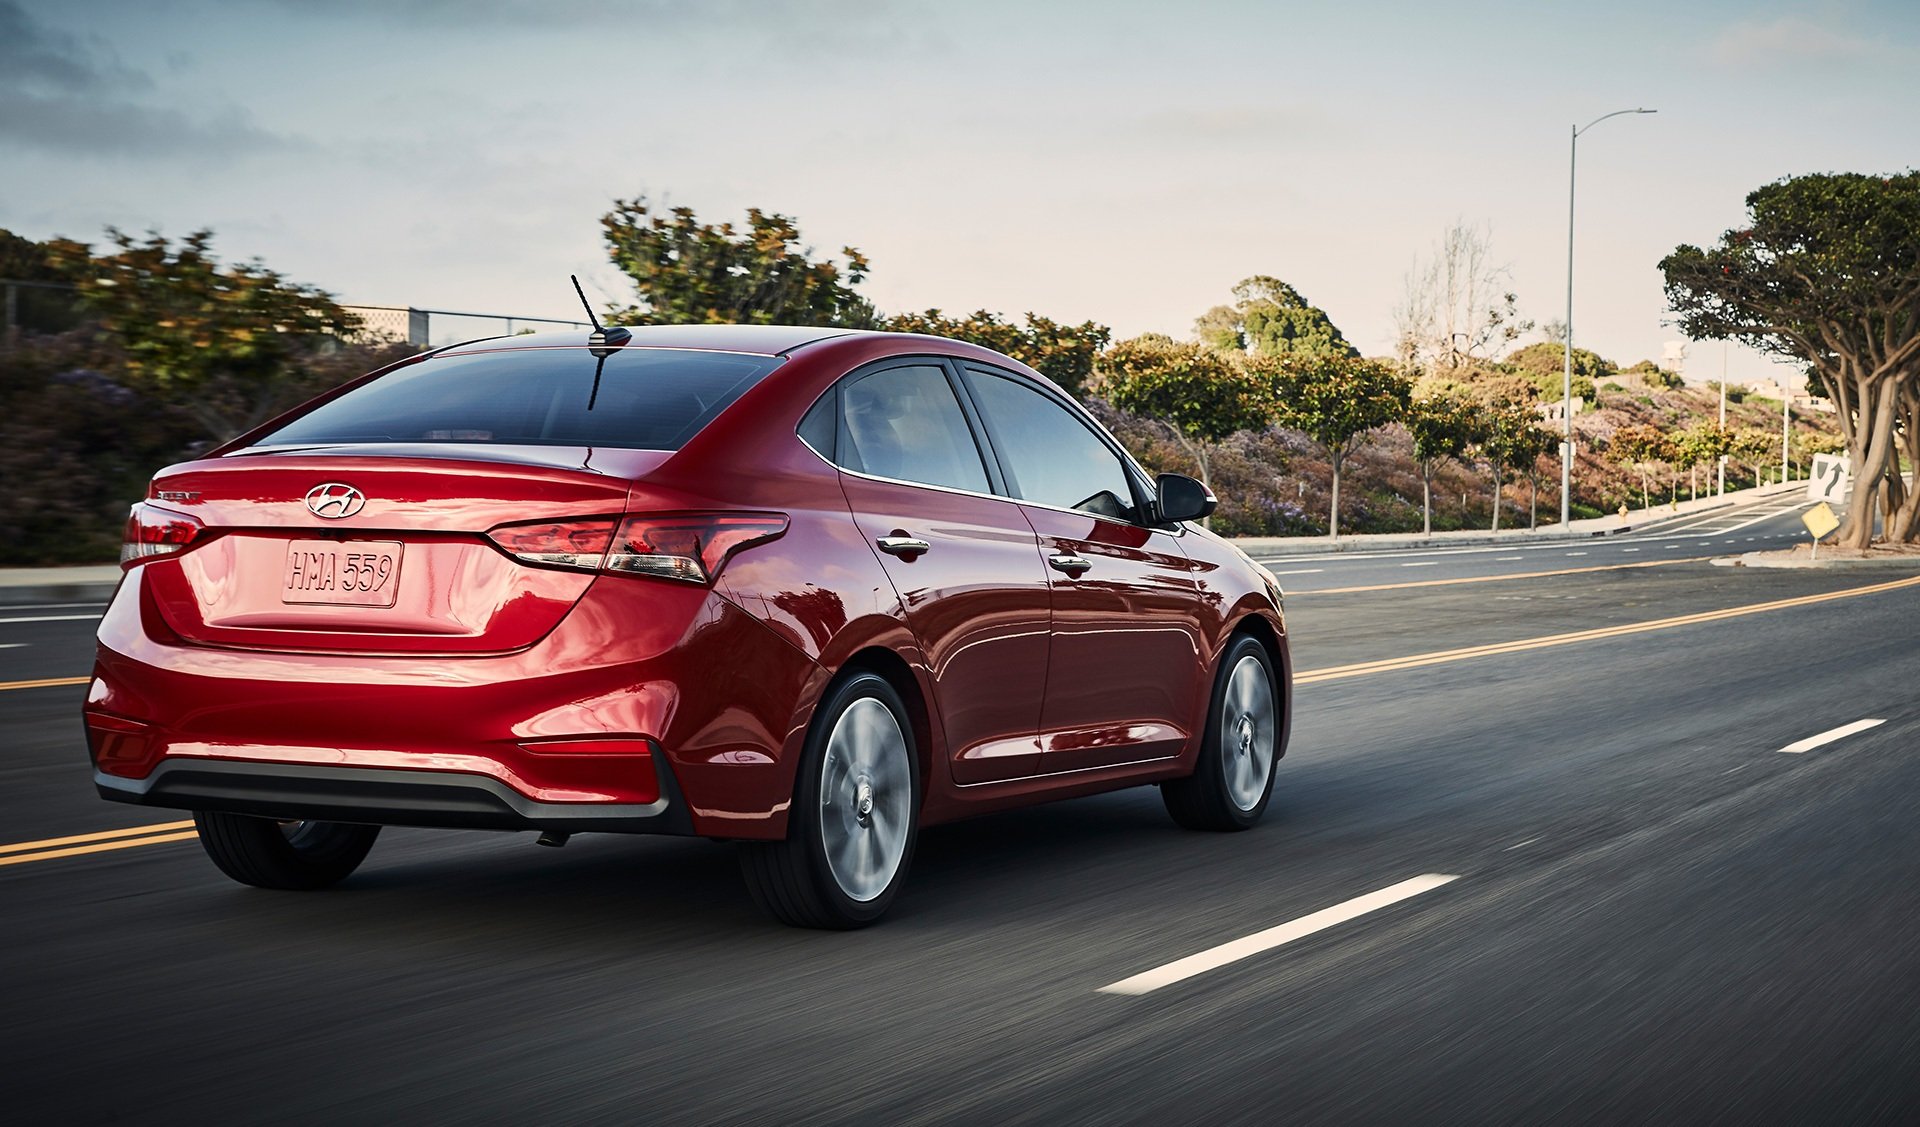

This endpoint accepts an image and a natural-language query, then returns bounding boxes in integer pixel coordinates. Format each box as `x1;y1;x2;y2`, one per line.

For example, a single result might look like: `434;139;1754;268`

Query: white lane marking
1777;718;1887;755
1622;548;1639;553
1723;764;1748;775
1401;561;1440;568
1664;544;1682;549
0;643;24;650
0;602;108;611
1502;837;1541;851
1267;568;1324;576
1565;551;1588;557
1496;556;1524;561
1097;875;1460;996
0;614;101;625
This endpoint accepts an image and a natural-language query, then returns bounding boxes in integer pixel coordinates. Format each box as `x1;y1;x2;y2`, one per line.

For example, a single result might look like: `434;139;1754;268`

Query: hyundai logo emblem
304;483;367;519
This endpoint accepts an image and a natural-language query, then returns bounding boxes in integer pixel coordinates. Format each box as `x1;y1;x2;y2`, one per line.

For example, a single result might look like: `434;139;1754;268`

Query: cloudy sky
4;0;1916;374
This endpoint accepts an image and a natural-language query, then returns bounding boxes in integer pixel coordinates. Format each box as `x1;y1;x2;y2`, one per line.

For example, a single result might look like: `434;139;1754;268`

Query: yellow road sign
1803;501;1840;540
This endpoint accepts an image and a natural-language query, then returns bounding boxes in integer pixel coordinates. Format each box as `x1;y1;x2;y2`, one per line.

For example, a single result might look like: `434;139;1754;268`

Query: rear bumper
95;755;693;834
84;562;826;840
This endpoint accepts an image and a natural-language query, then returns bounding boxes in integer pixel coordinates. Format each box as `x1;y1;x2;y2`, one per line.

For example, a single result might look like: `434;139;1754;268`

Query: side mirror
1155;473;1216;524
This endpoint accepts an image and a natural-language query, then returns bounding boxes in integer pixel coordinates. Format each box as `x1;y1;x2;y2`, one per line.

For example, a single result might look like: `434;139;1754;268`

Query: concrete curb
1715;551;1920;570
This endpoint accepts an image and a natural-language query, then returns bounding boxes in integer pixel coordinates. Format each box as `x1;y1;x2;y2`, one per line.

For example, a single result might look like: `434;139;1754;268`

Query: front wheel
739;672;919;929
193;812;380;890
1164;635;1279;831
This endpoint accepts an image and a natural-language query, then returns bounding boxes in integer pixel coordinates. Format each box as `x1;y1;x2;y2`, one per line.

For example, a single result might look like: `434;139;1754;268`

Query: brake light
486;519;617;570
606;512;789;583
486;513;787;584
121;502;203;568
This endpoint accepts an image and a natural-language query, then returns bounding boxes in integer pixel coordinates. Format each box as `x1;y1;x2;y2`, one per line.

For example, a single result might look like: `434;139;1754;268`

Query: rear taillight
487;512;787;584
121;502;203;568
486;519;617;570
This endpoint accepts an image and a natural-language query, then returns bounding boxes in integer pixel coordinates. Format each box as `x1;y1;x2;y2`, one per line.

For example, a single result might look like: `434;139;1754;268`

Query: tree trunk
1329;450;1343;540
1835;378;1901;548
1528;470;1538;530
1887;388;1920;543
1490;470;1503;532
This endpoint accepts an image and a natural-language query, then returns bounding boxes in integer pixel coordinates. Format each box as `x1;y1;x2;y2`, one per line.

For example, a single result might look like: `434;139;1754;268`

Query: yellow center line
0;676;91;692
0;819;196;857
0;831;200;868
1289;554;1716;596
1296;574;1920;684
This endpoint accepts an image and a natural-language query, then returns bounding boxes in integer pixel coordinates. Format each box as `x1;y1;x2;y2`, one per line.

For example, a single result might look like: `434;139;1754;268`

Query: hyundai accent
86;324;1291;927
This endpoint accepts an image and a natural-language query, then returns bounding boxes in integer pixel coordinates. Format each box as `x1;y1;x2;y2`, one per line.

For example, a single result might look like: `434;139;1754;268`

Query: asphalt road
4;541;1919;1124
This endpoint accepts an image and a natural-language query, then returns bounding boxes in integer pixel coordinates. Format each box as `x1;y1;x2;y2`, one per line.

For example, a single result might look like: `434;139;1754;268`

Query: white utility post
1717;343;1727;497
1562;107;1657;530
1782;383;1791;482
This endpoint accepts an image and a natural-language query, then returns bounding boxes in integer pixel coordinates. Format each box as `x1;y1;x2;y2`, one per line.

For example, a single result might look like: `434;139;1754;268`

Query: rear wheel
193;812;380;890
1164;635;1278;831
740;672;918;928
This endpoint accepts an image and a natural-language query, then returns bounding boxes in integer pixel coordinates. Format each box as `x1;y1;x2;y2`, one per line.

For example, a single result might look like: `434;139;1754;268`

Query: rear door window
831;364;992;494
256;347;782;451
963;368;1142;522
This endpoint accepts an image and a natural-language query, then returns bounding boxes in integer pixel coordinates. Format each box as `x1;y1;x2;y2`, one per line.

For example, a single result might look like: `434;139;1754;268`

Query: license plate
282;540;404;607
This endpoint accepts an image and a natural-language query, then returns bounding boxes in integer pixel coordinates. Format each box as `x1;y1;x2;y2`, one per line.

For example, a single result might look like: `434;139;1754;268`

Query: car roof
436;324;865;357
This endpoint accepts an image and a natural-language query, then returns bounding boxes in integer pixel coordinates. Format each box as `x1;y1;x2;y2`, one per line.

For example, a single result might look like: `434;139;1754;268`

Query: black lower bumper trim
96;756;692;835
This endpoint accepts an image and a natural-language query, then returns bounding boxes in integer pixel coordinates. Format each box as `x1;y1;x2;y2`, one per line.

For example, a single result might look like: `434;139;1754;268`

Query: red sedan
87;325;1291;927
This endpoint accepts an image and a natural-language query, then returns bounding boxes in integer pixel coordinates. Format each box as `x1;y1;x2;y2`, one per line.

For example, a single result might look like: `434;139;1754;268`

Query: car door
809;360;1053;784
957;364;1206;775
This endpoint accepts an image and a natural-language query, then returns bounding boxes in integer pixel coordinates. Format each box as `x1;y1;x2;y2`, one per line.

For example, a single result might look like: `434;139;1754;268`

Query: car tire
193;812;380;890
1164;634;1279;832
739;672;919;929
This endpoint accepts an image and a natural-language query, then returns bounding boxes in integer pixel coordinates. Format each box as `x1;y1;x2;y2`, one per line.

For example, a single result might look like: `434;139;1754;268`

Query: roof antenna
571;275;627;411
572;274;630;357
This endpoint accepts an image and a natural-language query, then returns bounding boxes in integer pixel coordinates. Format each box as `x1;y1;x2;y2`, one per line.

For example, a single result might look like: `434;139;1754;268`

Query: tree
1194;276;1357;357
883;309;1109;398
1610;423;1675;510
601;198;876;328
1794;430;1846;477
1476;398;1554;532
1405;390;1479;535
1676;422;1731;500
1504;340;1613;402
1394;222;1532;372
1256;353;1411;539
1662;171;1920;547
53;228;360;439
1092;336;1270;507
1730;429;1778;489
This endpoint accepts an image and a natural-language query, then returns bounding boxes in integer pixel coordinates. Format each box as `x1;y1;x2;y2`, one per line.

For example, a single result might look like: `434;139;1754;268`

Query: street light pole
1562;107;1656;530
1782;382;1791;482
1718;342;1727;497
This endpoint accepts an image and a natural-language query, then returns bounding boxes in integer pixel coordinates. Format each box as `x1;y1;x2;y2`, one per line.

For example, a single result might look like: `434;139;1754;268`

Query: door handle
1048;552;1093;576
876;535;931;557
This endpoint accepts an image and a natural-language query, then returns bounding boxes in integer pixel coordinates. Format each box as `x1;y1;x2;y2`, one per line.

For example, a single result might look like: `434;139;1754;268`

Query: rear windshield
255;347;782;451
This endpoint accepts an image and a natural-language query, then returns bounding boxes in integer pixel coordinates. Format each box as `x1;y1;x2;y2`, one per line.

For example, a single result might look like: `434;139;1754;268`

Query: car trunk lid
138;447;661;654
